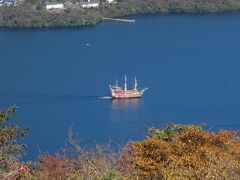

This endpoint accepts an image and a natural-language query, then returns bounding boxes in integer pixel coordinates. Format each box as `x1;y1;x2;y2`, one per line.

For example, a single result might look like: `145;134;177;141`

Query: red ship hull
112;96;141;99
110;89;143;99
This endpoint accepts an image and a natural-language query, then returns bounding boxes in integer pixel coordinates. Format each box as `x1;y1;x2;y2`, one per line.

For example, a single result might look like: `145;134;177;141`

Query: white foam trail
98;96;112;99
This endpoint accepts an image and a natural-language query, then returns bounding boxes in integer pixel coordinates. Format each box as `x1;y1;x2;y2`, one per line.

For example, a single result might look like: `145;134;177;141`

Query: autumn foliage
0;106;240;179
32;124;240;179
121;124;240;179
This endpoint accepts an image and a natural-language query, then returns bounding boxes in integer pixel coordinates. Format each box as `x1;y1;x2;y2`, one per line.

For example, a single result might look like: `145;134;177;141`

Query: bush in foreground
122;124;240;179
37;124;240;179
0;106;29;179
0;106;240;179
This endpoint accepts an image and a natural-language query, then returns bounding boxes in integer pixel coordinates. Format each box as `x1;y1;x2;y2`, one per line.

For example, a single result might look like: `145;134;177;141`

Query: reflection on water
110;98;143;123
108;98;145;141
111;98;142;110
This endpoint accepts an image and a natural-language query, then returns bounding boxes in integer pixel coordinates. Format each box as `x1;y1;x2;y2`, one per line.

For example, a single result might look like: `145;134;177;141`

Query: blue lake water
1;13;240;160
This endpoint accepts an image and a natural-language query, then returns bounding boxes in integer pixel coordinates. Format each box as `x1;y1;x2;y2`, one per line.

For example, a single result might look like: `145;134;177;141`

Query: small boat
109;76;148;99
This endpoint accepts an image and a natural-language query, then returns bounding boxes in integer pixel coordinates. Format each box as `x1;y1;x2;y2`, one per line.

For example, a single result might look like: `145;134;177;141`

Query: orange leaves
179;126;211;147
38;153;71;180
216;129;237;147
3;124;239;179
129;139;173;178
123;125;240;179
18;164;29;173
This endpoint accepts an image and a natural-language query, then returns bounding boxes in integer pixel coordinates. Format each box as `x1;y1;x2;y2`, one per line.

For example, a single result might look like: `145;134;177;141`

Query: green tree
0;105;29;168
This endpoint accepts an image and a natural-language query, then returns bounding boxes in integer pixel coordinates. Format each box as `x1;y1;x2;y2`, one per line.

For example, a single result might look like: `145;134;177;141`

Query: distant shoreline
0;12;239;30
0;0;240;28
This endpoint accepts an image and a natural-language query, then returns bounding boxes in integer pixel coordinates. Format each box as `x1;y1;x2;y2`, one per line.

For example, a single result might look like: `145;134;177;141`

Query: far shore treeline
1;106;240;179
0;0;240;27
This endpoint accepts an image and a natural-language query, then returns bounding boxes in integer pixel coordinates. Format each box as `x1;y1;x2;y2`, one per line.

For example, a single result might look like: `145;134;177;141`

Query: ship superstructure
109;76;148;99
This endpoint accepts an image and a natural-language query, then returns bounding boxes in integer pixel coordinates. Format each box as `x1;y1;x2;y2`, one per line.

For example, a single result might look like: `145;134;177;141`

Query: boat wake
97;96;112;99
0;94;112;105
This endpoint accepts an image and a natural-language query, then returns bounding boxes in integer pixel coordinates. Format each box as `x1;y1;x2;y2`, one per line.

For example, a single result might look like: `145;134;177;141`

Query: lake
1;13;240;160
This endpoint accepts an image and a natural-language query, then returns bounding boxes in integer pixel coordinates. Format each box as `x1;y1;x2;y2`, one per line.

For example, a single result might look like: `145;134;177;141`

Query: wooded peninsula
0;0;240;27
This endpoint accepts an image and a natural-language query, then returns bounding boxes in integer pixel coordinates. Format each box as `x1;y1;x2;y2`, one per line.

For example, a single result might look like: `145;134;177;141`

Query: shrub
0;105;29;179
0;105;29;166
37;124;240;179
1;105;239;179
122;124;240;179
100;170;121;180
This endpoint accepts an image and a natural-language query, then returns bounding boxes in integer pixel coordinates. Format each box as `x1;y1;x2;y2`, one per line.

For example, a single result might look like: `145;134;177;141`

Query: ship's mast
115;80;118;88
124;75;127;91
134;77;137;90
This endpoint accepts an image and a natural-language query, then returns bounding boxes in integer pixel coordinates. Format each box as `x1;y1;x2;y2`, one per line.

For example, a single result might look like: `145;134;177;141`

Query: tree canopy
0;105;29;169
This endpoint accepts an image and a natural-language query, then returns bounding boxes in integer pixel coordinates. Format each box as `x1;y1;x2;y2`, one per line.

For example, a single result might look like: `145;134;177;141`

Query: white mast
124;75;127;91
115;80;118;88
134;77;137;90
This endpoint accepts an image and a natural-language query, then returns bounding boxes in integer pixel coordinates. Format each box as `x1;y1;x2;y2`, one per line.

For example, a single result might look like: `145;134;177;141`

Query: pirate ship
109;76;148;99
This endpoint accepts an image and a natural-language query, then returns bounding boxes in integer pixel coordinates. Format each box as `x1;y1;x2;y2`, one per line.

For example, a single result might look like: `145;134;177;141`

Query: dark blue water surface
1;13;240;160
